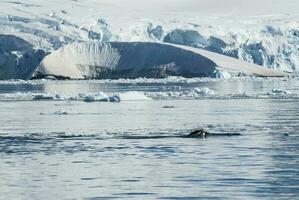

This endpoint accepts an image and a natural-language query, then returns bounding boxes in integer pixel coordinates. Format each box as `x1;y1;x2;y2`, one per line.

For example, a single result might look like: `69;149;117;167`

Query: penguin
186;129;209;138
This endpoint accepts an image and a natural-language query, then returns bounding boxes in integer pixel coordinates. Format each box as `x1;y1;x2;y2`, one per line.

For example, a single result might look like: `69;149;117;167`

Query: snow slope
36;42;286;79
0;0;298;75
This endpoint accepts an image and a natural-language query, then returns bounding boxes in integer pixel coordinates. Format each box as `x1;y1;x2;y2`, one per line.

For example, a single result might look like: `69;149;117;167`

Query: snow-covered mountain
0;0;298;79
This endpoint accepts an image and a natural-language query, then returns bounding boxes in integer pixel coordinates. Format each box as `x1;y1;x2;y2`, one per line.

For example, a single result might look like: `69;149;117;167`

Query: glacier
0;0;298;79
0;34;46;80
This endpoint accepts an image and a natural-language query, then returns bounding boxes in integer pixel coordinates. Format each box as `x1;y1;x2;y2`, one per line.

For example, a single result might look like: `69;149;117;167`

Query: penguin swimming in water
186;129;209;138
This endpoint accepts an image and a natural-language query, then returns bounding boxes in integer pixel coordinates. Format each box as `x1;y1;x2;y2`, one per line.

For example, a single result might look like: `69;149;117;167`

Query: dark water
0;78;299;199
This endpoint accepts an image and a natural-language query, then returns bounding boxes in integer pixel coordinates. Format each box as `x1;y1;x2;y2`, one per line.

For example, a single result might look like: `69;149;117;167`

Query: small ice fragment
194;87;215;96
54;109;68;115
44;75;57;80
83;95;95;102
272;89;292;95
32;94;54;100
7;15;11;21
108;95;121;102
162;106;175;109
49;12;55;17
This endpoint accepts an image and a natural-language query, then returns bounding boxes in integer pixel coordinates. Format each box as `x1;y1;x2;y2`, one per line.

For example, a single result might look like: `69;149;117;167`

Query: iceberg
36;42;286;79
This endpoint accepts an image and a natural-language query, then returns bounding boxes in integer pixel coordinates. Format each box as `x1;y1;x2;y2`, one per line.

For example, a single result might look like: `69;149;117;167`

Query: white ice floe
81;92;121;103
145;87;216;100
193;87;216;96
0;91;148;102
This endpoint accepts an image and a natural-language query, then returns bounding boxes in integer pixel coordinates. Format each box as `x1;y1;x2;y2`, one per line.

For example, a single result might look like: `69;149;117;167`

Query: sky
99;0;299;16
2;0;299;19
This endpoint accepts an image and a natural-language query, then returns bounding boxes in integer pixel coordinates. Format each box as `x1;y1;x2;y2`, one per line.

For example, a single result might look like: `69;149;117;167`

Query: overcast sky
101;0;299;16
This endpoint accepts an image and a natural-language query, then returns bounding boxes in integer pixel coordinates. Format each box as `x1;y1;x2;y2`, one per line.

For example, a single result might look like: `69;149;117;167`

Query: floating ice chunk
108;95;121;102
7;15;11;22
40;109;68;115
119;91;152;101
145;87;216;100
272;89;292;95
1;84;298;102
82;92;120;102
54;109;68;115
61;10;67;14
82;95;96;102
193;87;216;96
43;75;57;80
49;12;55;17
32;93;55;100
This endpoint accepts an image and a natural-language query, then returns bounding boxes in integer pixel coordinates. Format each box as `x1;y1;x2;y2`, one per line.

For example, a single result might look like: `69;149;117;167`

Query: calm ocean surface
0;78;299;200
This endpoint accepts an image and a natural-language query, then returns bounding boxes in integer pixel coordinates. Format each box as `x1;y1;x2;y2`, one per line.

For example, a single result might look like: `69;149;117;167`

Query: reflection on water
0;78;299;199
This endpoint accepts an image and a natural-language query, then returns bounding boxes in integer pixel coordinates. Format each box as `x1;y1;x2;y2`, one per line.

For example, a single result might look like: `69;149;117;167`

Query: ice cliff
0;34;46;80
